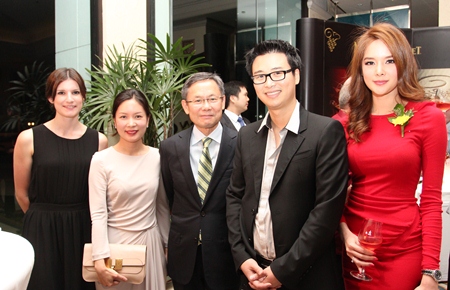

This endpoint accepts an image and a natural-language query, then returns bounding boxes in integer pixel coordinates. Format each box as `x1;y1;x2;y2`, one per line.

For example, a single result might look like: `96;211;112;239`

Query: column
55;0;91;80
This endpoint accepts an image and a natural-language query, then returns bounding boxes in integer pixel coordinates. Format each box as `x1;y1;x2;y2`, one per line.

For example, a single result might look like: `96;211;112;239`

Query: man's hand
257;266;281;289
241;259;281;289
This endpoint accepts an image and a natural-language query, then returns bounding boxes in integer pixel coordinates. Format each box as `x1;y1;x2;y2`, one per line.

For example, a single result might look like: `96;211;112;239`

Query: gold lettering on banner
324;28;341;52
412;46;422;55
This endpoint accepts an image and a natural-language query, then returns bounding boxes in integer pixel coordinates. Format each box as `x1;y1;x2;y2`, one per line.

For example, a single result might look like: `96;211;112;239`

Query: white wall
439;0;450;26
102;0;147;58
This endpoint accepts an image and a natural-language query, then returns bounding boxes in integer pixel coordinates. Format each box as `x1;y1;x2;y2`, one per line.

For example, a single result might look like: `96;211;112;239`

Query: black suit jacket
226;106;348;289
221;113;250;131
160;126;239;289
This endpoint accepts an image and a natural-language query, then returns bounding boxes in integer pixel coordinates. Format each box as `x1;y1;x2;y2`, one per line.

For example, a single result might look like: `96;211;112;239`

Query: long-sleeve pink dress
89;146;170;290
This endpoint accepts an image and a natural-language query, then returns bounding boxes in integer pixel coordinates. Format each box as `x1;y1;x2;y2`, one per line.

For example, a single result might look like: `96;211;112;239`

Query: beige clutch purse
82;243;147;284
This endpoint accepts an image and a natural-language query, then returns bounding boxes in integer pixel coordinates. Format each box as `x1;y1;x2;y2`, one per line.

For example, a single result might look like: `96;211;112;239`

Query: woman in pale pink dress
89;89;170;290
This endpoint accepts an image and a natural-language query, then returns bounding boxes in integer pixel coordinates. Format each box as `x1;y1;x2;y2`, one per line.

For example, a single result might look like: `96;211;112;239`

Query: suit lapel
250;124;267;200
203;127;237;206
175;128;199;202
221;114;237;132
270;132;305;192
270;106;308;193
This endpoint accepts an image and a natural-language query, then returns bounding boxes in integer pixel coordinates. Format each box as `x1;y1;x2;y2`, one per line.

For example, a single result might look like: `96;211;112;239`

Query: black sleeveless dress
22;124;98;290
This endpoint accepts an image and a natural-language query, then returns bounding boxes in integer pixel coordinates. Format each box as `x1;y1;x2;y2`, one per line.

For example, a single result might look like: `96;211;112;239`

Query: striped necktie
198;137;213;204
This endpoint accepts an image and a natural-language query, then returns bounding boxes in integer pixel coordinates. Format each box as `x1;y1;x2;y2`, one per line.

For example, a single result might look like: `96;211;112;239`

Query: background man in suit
221;80;250;131
160;72;239;290
226;40;348;290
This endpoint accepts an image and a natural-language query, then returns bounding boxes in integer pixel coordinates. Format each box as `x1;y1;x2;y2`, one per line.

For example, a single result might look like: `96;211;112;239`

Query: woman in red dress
339;23;446;290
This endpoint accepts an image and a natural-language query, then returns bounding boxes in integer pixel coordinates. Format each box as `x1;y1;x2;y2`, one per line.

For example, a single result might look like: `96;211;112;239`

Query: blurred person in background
221;80;250;131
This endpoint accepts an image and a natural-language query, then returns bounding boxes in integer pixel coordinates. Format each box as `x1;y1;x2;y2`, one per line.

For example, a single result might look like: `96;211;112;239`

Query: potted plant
1;61;54;132
81;34;209;147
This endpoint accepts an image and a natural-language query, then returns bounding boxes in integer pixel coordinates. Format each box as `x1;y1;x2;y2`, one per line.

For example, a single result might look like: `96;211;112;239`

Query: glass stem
360;267;366;276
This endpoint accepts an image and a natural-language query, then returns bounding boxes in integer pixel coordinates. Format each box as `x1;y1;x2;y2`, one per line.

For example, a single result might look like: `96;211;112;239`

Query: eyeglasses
251;68;294;85
185;96;223;106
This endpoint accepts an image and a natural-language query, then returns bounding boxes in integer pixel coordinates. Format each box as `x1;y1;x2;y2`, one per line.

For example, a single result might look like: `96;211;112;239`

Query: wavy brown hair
347;23;424;142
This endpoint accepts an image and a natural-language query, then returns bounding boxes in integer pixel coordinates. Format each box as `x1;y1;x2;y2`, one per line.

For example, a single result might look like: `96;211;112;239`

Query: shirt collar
258;101;301;134
191;122;223;145
224;109;241;122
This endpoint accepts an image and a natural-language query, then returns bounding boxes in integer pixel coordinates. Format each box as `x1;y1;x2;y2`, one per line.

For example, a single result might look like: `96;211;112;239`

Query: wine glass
350;218;383;282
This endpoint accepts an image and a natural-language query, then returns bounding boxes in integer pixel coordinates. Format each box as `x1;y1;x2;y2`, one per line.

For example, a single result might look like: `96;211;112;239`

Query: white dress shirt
253;101;301;260
189;123;223;184
224;109;244;131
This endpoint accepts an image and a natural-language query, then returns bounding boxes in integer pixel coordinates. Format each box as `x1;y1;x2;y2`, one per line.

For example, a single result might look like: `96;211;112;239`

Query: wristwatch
421;269;442;282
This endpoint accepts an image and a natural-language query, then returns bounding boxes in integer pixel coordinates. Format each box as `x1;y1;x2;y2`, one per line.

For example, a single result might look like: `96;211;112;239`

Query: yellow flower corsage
388;104;414;137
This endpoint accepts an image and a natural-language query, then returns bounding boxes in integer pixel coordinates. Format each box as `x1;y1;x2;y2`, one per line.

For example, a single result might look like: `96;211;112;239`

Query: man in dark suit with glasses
226;39;348;290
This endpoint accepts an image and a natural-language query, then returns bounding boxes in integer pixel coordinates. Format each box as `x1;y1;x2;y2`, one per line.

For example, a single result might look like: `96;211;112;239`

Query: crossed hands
241;258;282;290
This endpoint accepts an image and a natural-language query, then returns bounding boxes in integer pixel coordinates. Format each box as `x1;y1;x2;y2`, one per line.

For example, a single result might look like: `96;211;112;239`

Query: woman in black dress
13;68;108;289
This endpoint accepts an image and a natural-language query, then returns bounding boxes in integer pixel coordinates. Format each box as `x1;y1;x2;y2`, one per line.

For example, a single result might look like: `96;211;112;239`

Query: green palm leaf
82;33;210;147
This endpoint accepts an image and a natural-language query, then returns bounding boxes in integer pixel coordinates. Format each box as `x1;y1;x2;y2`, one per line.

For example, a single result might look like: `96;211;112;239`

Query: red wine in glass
350;219;383;282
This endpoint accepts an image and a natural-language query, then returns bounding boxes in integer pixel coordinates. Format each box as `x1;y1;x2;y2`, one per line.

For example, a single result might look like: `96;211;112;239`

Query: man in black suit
226;39;348;289
221;81;250;131
160;72;239;290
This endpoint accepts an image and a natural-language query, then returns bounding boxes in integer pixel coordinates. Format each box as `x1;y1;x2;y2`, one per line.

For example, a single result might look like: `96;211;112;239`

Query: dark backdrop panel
204;32;230;83
410;26;450;69
296;18;325;110
296;18;359;116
